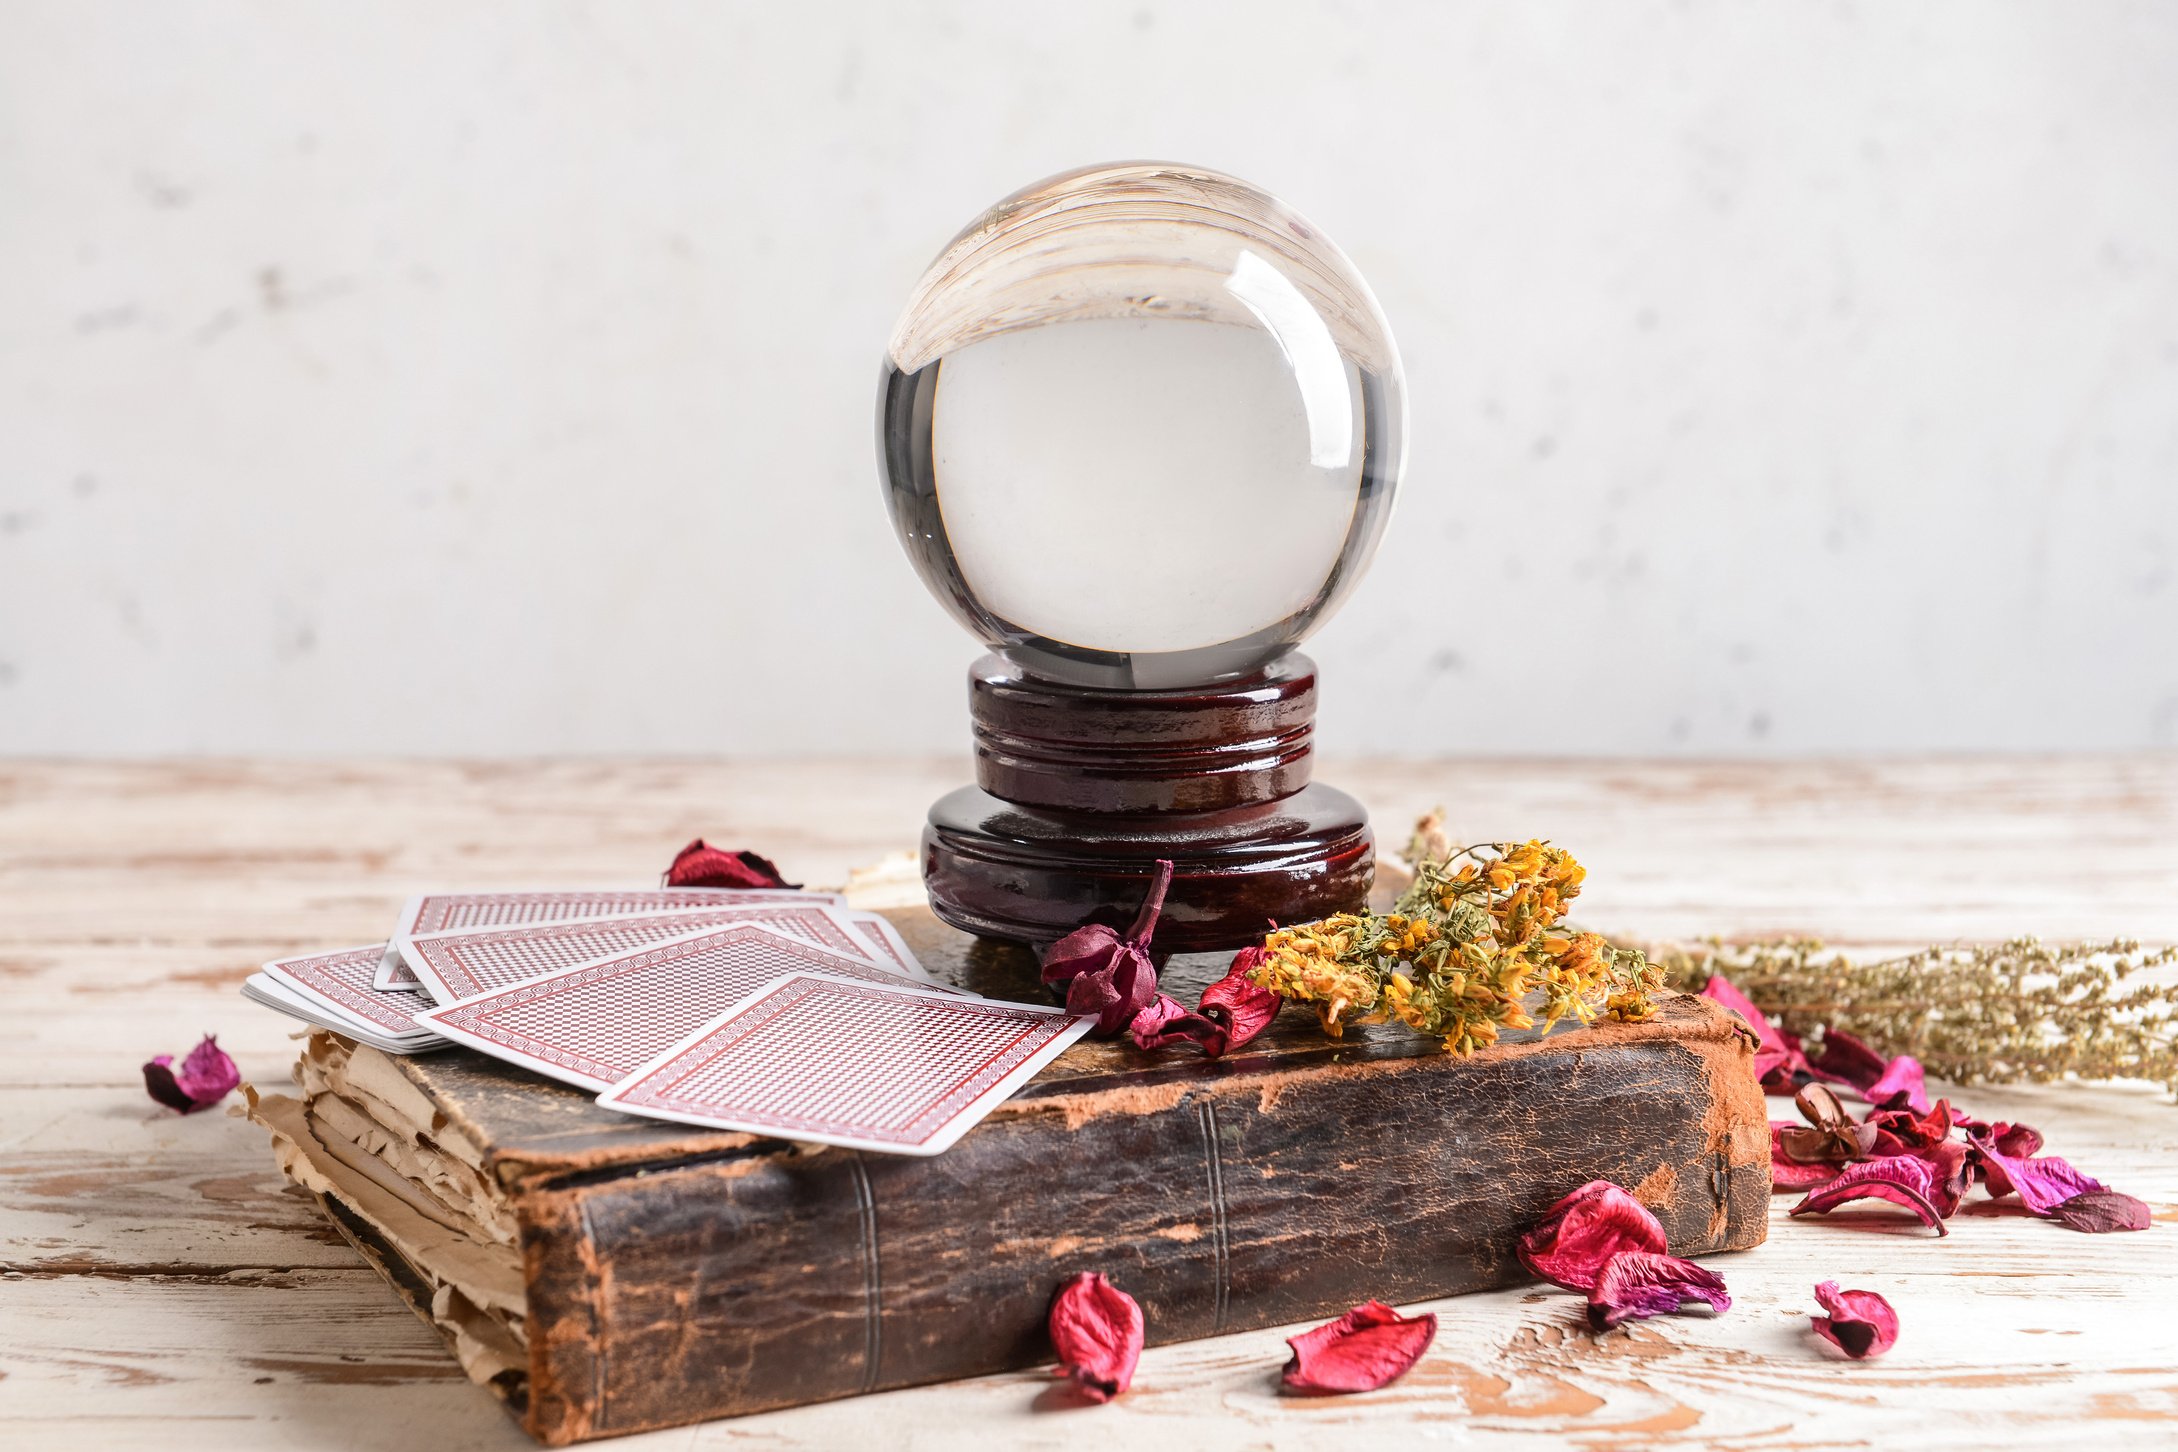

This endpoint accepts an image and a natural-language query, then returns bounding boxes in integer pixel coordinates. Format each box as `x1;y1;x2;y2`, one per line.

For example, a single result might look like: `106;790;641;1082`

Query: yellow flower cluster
1251;915;1382;1035
1248;839;1662;1056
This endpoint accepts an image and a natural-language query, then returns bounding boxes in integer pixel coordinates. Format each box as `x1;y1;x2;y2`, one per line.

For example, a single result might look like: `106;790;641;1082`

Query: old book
249;906;1770;1445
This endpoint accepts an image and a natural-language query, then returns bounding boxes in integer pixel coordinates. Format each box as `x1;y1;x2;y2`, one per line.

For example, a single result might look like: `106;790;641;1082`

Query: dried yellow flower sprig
1248;840;1663;1055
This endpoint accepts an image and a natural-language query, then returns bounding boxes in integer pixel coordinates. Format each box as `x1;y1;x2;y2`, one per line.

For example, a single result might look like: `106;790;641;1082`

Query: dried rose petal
1701;975;1809;1089
1128;993;1215;1052
1129;948;1284;1057
1865;1055;1930;1114
1041;860;1172;1037
2049;1189;2152;1234
662;839;797;890
142;1034;239;1114
1282;1300;1437;1394
1809;1026;1888;1087
1770;1122;1843;1191
1586;1252;1731;1330
1865;1098;1954;1158
1198;946;1281;1052
1048;1272;1144;1402
1965;1131;2107;1215
1517;1180;1669;1291
1809;1028;1930;1113
1772;1158;1842;1192
1776;1083;1879;1164
1790;1155;1948;1234
1810;1281;1898;1359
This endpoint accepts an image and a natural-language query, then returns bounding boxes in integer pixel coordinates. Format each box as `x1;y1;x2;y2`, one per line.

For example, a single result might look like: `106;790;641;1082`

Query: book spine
518;1024;1766;1445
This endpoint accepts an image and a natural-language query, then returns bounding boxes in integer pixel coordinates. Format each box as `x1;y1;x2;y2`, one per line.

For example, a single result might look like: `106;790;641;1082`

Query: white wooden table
5;757;2177;1449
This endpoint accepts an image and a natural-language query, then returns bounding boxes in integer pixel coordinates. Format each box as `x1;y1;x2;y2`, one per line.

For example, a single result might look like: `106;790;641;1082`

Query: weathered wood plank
2;758;2176;1448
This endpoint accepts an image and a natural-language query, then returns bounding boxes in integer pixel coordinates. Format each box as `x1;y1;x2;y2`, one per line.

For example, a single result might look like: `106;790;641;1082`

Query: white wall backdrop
4;2;2175;756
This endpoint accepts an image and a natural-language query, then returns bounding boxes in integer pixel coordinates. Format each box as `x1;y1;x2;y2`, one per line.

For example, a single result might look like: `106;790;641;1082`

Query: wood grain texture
3;756;2176;1450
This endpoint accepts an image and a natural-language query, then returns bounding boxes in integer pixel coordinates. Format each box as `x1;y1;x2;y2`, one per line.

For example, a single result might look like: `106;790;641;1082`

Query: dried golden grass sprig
1249;840;1662;1055
1652;938;2178;1096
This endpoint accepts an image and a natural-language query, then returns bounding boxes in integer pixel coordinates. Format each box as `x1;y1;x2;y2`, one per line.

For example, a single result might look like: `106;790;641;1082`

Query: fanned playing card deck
242;871;1085;1156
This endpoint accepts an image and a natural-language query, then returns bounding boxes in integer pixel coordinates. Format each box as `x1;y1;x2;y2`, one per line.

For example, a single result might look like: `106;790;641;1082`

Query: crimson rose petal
1282;1300;1437;1394
2050;1189;2152;1234
1517;1180;1669;1292
1049;1272;1144;1402
1586;1252;1731;1330
1790;1156;1948;1234
143;1034;239;1114
1198;946;1281;1053
1129;993;1224;1054
663;839;797;889
1810;1280;1899;1359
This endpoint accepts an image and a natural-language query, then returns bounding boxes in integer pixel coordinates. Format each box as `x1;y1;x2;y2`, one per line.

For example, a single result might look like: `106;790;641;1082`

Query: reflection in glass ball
879;162;1406;690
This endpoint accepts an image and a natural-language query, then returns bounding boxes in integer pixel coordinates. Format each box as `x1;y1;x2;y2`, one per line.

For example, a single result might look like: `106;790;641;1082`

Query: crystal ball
878;161;1406;690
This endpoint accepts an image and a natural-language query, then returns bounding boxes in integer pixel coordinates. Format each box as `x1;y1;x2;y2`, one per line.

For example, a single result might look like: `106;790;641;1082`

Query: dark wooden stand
921;652;1372;951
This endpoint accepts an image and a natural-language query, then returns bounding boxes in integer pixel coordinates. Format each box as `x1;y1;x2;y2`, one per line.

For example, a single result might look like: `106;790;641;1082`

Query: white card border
242;972;449;1055
262;943;443;1044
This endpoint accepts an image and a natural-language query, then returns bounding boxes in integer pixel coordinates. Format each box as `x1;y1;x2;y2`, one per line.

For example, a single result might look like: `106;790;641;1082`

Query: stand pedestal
921;653;1372;951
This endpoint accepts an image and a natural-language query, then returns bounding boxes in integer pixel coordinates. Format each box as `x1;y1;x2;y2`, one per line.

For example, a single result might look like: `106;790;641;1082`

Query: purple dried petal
1048;1272;1143;1402
1282;1300;1437;1394
2049;1189;2152;1234
174;1035;240;1105
1967;1134;2108;1215
142;1035;238;1114
1039;861;1173;1037
1811;1281;1899;1359
1041;923;1124;989
1586;1252;1731;1330
1517;1180;1669;1292
1064;950;1159;1037
1790;1155;1948;1233
1865;1055;1930;1113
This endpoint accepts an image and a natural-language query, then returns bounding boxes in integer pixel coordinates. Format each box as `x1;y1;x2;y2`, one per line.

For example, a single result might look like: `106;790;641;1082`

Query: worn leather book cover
253;906;1771;1445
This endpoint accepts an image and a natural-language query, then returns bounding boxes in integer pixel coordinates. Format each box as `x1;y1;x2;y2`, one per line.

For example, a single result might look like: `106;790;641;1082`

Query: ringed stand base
922;652;1372;951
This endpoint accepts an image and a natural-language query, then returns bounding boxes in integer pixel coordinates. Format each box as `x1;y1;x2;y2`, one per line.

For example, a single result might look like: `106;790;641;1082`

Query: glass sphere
878;161;1406;690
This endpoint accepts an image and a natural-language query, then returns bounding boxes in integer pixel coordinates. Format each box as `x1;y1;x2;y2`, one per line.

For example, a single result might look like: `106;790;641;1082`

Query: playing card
390;887;841;941
399;903;898;1005
374;944;420;991
596;972;1092;1156
375;888;847;990
242;972;451;1056
417;923;947;1092
844;912;924;978
262;944;443;1048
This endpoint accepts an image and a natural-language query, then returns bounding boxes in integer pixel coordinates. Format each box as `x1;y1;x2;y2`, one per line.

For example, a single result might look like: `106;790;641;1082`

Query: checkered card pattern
413;907;864;999
408;889;811;936
619;979;1068;1146
380;954;421;988
267;945;435;1036
429;927;909;1085
849;916;913;973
